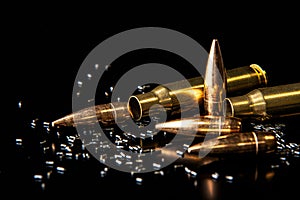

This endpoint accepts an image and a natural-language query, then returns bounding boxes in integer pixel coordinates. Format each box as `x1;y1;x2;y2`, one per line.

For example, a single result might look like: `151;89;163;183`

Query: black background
5;5;300;199
9;9;300;122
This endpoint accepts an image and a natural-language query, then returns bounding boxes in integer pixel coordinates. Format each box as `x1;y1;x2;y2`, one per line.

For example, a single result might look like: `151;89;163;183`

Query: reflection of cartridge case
52;102;131;127
224;82;300;120
128;64;267;120
188;131;277;155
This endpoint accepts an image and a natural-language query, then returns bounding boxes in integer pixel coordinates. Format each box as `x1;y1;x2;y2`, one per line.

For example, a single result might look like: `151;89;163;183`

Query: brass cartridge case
128;64;267;120
224;82;300;120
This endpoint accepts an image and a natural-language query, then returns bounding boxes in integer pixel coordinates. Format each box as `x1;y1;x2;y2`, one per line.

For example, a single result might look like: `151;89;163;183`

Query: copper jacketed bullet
187;131;277;156
155;39;242;136
52;102;130;127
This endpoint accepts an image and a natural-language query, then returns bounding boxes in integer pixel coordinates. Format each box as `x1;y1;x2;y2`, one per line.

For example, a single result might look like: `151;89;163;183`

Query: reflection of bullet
128;64;267;121
188;131;277;155
224;82;300;120
52;102;130;127
157;147;220;169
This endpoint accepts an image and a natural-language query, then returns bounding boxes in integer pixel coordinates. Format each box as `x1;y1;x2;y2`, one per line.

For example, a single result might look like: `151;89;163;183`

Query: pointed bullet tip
211;39;219;46
211;39;221;51
204;38;227;116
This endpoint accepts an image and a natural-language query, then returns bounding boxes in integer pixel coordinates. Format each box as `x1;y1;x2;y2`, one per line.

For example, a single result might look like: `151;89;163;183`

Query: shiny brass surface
225;82;300;120
203;39;227;116
155;40;242;137
188;131;277;155
52;102;130;127
155;115;242;137
128;64;267;121
227;64;267;94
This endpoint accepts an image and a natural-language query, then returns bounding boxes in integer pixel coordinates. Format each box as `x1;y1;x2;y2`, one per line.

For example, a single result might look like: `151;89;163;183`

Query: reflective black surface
7;13;300;199
10;93;300;199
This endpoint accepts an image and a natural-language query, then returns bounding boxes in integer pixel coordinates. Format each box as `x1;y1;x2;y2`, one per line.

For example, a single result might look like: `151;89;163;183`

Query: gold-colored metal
155;115;242;137
128;64;267;121
52;102;130;127
224;82;300;120
187;131;277;155
156;147;220;169
203;39;227;116
226;64;267;95
155;39;243;138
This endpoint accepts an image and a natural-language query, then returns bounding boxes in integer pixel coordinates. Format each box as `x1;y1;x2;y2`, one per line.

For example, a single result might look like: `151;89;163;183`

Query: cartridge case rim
249;64;268;86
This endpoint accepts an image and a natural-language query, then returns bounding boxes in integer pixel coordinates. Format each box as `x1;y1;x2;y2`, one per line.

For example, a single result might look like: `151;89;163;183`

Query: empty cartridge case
224;82;300;120
128;64;267;120
188;131;277;155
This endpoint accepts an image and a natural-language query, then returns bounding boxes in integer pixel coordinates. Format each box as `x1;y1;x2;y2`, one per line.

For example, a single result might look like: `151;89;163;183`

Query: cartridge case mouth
128;93;159;121
128;96;143;121
223;88;267;118
128;64;269;121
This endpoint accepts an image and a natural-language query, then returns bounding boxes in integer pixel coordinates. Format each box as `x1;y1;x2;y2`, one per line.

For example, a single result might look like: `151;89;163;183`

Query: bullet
187;131;277;155
155;115;242;136
155;39;242;136
52;102;131;127
128;64;267;121
203;39;227;116
224;82;300;120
